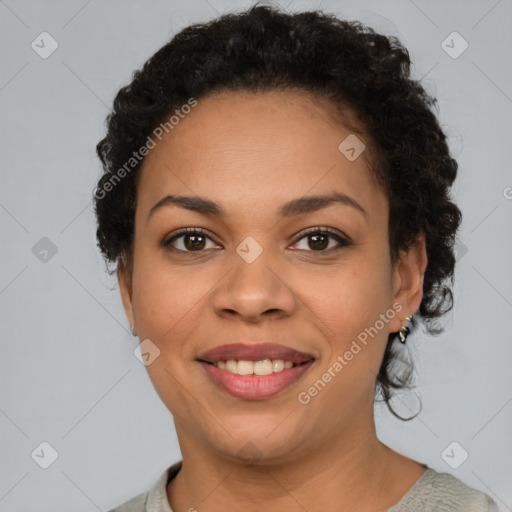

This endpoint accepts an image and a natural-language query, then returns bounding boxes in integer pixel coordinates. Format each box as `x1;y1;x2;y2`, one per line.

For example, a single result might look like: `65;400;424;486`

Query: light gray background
1;0;511;511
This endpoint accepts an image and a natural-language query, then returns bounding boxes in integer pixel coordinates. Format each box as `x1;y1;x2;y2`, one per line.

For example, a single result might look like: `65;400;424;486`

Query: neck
167;414;416;512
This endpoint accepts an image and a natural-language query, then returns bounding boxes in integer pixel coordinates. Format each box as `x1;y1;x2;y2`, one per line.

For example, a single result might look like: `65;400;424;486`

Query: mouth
199;358;309;375
196;343;316;400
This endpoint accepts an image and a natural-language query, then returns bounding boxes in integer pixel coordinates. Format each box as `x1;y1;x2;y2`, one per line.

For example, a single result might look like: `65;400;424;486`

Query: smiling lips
196;343;315;400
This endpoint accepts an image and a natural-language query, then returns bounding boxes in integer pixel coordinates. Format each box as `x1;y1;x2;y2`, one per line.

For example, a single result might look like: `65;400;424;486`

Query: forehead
136;90;387;223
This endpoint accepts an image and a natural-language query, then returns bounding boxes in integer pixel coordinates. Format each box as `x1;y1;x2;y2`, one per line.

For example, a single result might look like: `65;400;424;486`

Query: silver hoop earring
398;315;412;344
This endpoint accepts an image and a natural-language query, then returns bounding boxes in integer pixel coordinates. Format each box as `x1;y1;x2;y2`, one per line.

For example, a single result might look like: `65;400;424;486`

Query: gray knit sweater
109;461;499;511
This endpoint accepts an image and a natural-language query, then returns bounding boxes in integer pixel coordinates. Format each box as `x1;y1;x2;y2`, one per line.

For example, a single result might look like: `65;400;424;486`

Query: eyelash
162;226;353;255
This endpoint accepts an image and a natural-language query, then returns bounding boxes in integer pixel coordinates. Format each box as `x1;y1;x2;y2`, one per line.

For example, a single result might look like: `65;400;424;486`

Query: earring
398;315;412;344
130;324;137;337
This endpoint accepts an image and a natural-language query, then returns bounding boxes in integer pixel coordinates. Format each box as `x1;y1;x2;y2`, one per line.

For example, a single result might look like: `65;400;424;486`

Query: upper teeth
215;359;294;376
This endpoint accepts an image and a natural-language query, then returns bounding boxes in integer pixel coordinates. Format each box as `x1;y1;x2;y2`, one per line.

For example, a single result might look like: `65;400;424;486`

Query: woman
95;4;498;511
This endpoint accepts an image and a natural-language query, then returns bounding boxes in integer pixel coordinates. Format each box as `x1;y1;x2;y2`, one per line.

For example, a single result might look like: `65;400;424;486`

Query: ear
388;233;428;333
117;256;135;331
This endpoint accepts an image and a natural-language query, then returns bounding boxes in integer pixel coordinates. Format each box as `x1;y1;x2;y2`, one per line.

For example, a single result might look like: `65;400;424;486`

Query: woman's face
118;90;426;464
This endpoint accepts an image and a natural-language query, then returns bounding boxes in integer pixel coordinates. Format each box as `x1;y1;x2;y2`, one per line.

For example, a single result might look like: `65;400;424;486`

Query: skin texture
118;90;428;512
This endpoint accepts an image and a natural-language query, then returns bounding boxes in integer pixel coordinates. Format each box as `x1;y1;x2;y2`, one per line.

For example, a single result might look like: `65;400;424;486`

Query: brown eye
292;228;352;253
182;233;207;250
163;228;220;252
307;233;329;251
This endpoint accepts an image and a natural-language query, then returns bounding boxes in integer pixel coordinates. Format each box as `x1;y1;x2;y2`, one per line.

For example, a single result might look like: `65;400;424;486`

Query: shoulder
107;491;147;512
428;469;499;511
106;460;182;512
389;467;499;512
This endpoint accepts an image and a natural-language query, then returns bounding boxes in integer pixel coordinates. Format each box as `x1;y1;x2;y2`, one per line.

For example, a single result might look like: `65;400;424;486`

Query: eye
291;227;353;253
163;228;220;252
162;226;353;254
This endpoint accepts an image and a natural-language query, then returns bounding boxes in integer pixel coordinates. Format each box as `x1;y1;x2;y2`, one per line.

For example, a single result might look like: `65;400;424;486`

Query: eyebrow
147;191;367;221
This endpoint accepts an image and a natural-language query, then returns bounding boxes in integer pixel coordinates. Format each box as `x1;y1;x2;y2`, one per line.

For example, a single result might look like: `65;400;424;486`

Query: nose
211;246;296;324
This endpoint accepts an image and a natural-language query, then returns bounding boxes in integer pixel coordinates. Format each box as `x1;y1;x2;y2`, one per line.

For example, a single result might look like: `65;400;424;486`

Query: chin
207;427;307;466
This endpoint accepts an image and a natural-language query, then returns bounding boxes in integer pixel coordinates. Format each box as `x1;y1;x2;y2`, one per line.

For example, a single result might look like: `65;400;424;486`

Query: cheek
130;259;207;418
131;249;224;361
306;260;392;373
131;251;196;345
297;272;392;419
312;259;389;326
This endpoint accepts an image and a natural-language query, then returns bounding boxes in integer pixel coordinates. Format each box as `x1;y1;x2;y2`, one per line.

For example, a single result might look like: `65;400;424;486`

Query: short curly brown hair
94;3;462;419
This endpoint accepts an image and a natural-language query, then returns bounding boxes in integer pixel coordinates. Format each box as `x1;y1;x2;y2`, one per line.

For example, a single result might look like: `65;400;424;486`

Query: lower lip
198;361;314;400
